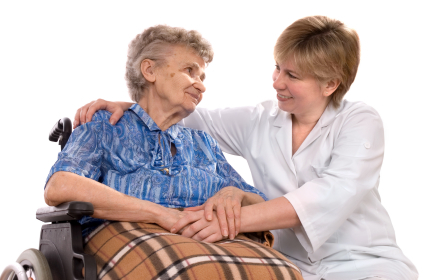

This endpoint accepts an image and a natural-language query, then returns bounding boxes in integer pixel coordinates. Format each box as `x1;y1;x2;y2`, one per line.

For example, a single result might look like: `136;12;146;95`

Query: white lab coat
182;100;418;280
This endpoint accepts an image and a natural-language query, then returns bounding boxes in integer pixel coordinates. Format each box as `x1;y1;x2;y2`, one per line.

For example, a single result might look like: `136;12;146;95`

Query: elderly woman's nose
194;80;206;93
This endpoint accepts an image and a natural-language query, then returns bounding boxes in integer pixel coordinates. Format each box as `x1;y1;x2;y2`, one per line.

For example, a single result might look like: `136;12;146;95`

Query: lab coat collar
272;101;340;129
273;101;341;164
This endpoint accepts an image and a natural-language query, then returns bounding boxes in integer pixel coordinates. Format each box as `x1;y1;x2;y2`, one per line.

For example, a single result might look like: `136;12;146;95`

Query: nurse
74;16;418;280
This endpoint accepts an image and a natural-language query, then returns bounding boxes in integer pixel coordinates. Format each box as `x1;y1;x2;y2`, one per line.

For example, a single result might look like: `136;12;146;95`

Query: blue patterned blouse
46;104;267;236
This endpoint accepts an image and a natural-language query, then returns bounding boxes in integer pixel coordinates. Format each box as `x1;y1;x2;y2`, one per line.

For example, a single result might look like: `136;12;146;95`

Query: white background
0;1;427;278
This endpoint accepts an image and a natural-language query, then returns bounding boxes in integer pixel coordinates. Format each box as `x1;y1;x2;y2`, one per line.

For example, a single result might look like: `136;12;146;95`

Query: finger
233;203;241;237
79;102;94;126
177;224;189;235
73;108;82;129
170;213;200;234
202;233;223;243
215;202;228;238
107;106;124;126
225;199;236;240
86;99;108;123
189;223;212;241
204;199;215;221
181;219;206;238
184;205;205;212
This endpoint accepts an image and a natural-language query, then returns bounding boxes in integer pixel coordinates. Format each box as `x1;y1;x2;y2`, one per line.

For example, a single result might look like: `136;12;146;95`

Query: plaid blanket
84;221;302;280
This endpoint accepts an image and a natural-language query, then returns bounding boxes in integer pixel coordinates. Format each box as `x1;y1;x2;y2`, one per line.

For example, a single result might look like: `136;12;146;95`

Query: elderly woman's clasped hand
173;186;248;240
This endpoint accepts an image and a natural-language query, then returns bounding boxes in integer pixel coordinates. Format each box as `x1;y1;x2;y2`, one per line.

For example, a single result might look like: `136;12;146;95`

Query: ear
322;78;341;97
140;59;157;83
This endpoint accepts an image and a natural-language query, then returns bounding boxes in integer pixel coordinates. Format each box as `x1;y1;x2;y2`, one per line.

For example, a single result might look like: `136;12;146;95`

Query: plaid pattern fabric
84;222;303;280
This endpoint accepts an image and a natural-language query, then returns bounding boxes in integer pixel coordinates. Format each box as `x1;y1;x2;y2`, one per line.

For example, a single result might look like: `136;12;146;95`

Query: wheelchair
0;118;97;280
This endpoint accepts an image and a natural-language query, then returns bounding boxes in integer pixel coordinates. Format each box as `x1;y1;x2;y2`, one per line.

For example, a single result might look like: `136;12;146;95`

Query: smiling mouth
187;92;200;103
277;93;292;99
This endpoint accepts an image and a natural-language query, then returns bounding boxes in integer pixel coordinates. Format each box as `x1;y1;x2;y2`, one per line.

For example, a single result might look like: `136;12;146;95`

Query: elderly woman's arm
44;171;184;230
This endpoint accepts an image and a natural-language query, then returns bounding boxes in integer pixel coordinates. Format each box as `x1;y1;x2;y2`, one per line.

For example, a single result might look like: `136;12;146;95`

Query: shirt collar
130;104;180;139
273;100;343;128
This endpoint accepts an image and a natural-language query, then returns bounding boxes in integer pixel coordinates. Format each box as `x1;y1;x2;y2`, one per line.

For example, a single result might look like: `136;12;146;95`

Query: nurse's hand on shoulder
73;99;131;129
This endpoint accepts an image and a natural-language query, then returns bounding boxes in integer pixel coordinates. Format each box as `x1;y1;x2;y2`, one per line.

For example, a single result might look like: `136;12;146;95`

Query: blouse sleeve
45;120;105;186
181;104;263;157
284;105;385;252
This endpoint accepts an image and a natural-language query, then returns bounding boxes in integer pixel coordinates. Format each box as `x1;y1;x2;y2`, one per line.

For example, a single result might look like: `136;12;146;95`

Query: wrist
142;201;165;224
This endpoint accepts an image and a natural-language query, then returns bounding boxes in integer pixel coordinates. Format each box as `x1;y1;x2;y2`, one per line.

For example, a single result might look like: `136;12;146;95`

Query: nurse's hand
170;210;224;243
185;186;245;240
73;99;132;129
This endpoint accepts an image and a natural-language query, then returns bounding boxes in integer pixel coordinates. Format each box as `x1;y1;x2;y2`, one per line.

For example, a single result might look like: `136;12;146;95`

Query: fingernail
235;231;238;237
229;234;234;240
110;120;115;125
171;228;176;233
207;215;212;220
223;230;228;237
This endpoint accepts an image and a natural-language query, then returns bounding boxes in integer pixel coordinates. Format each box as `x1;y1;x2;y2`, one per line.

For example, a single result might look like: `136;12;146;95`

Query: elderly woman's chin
183;93;202;115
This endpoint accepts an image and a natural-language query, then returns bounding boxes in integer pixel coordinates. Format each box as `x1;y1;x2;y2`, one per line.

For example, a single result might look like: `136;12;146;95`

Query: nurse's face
272;58;332;117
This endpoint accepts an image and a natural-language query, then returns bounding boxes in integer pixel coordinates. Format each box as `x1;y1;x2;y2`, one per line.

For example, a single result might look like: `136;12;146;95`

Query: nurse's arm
174;196;300;240
45;171;185;231
239;196;301;232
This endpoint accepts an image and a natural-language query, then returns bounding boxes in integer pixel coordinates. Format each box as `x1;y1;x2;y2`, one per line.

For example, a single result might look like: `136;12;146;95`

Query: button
364;142;371;149
161;168;169;175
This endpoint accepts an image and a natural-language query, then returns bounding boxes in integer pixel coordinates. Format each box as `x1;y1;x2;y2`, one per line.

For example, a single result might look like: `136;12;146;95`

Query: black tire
14;249;53;280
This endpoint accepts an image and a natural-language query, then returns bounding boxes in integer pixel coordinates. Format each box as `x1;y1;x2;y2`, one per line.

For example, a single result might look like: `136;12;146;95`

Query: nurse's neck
291;105;325;131
291;104;327;155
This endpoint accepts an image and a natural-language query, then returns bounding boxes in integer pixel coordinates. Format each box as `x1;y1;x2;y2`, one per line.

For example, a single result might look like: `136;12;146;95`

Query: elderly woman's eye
275;65;280;71
186;67;192;74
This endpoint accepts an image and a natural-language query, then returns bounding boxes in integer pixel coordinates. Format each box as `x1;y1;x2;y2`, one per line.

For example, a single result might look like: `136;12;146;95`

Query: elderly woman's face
153;45;206;115
272;58;330;116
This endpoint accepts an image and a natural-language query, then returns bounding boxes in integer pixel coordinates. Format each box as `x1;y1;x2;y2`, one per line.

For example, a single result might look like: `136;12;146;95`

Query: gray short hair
125;25;214;102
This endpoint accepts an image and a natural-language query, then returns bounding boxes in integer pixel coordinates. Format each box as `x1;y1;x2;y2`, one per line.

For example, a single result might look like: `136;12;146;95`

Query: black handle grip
49;118;72;150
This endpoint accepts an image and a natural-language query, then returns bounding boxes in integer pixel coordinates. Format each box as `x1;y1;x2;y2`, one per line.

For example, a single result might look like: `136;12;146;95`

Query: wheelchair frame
0;118;97;280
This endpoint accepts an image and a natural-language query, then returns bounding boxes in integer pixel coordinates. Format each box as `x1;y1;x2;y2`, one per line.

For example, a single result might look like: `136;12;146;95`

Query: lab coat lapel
293;102;338;158
273;112;296;175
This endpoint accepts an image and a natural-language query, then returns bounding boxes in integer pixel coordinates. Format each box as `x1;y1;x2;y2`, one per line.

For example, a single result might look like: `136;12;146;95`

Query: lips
187;92;200;104
277;93;292;99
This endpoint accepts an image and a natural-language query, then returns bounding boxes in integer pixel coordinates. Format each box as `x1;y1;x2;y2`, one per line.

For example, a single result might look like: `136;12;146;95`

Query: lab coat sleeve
181;105;261;157
284;105;385;253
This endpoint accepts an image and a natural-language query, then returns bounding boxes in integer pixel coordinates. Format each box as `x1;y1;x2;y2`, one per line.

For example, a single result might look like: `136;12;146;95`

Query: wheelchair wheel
11;249;52;280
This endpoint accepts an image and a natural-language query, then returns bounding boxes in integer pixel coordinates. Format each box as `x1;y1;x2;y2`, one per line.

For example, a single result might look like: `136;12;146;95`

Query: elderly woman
76;16;419;280
45;25;303;279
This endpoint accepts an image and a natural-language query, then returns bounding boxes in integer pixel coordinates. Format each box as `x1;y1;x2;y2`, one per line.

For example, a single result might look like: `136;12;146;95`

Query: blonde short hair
125;25;214;102
274;16;360;108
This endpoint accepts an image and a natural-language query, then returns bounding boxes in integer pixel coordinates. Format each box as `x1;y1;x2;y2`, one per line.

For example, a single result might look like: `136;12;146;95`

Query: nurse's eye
287;72;298;79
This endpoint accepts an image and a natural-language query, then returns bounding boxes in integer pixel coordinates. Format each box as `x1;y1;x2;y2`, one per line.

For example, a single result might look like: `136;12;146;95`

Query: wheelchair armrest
36;201;94;223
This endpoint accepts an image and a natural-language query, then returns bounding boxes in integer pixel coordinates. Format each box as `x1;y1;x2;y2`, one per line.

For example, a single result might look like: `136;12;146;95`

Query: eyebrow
276;61;300;76
185;62;206;81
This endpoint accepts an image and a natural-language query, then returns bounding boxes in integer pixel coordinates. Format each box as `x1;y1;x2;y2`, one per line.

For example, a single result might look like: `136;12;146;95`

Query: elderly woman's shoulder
91;110;133;124
180;126;218;146
91;110;114;122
